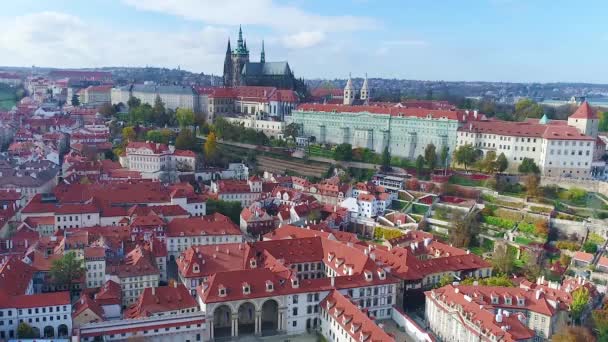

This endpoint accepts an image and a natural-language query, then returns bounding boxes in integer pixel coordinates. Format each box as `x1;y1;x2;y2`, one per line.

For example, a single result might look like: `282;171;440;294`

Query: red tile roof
321;290;395;342
459;119;594;141
0;256;35;296
7;291;71;309
572;251;594;263
177;244;248;278
166;213;242;237
106;246;159;278
126;142;170;154
569;102;597;119
125;284;197;318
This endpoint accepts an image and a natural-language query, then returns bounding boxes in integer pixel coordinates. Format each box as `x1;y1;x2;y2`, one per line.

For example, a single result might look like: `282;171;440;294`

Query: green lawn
449;175;487;187
514;236;533;245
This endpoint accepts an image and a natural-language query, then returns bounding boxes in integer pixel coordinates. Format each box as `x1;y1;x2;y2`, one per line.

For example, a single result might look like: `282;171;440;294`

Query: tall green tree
152;95;167;126
122;126;136;143
50;251;84;296
334;143;353;161
440;146;449;168
71;94;80;106
98;102;116;117
518;158;540;174
496;153;508;173
571;287;590;324
599;111;608;132
284;123;300;140
204;132;218;160
481;150;497;173
127;96;141;109
175;129;196;150
492;243;515;275
415;155;425;177
514;99;544;121
17;322;37;338
454;144;478;171
381;146;391;172
424;144;437;171
450;211;479;248
592;310;608;340
176;108;195;128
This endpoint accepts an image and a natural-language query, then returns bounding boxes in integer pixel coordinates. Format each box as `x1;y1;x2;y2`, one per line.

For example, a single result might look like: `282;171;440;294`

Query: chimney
330;276;335;287
152;286;156;295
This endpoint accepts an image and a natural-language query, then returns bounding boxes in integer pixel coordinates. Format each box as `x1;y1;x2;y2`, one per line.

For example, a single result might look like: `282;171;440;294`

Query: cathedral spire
261;40;265;63
226;39;231;54
361;72;370;101
237;25;244;49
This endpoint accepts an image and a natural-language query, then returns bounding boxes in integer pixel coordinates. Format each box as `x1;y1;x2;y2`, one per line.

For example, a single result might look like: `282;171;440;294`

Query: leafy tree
583;241;598;253
206;199;242;224
520;251;541;281
381;146;391;172
424;144;437;171
552;326;595;342
175;129;196;150
492;243;515;275
599;111;608;132
152;95;167;126
559;254;571;267
284;123;300;140
98;102;116;117
496;153;508;173
71;93;80;106
122;126;136;143
146;129;173;144
454;144;478;171
524;174;540;198
518;158;540;174
436;274;454;288
415;155;425;176
440;145;449;168
130;103;154;124
571;287;590;324
50;251;84;296
514;99;544;121
334;143;353;161
127;96;141;109
17;322;37;338
204;132;218;160
460;275;514;287
450;211;479;248
481;150;497;173
592;310;608;340
176;108;195;128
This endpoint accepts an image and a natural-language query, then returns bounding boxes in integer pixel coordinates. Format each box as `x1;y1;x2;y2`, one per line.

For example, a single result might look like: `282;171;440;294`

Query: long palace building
289;103;484;159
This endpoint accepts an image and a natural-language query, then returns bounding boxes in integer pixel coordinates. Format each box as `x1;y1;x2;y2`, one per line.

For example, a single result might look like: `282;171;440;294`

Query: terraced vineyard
257;155;330;178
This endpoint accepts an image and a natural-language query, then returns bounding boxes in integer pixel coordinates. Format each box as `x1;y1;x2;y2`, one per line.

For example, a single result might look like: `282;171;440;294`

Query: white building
457;103;602;177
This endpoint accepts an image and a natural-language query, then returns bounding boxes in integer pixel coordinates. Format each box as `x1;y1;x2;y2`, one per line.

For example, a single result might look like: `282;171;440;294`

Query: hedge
374;227;404;241
482;216;516;230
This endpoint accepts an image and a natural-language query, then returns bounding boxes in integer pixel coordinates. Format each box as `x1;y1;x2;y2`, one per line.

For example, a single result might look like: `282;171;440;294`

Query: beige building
81;85;112;106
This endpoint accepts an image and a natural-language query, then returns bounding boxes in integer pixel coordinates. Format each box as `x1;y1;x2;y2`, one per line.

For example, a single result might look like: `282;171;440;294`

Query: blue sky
0;0;606;83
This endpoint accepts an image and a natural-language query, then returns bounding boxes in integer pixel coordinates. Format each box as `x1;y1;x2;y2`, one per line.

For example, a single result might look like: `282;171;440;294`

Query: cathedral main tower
223;26;250;87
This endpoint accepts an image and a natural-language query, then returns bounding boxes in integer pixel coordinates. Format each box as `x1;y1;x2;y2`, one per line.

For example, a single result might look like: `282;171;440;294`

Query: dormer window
249;259;257;269
218;286;226;297
242;283;250;295
377;269;386;280
504;296;512;305
491;295;498;304
517;297;525;306
364;271;372;281
193;263;200;273
327;252;334;262
266;281;274;292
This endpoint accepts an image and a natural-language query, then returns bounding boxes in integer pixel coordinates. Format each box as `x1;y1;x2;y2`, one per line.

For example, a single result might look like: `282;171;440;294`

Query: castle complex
223;27;296;90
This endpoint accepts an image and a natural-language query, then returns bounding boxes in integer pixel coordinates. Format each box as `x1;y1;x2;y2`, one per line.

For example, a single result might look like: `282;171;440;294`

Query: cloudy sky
0;0;607;83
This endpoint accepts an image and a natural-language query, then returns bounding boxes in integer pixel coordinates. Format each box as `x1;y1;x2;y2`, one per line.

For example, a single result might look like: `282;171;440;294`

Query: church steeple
344;73;355;105
260;40;265;63
238;25;244;48
360;73;370;102
226;39;231;54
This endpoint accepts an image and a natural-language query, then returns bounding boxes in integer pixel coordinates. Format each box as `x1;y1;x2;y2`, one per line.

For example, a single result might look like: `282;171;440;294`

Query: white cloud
0;12;229;73
121;0;377;33
281;31;326;49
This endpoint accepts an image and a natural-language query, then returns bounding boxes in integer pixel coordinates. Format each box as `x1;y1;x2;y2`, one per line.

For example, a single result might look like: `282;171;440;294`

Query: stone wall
541;176;608;196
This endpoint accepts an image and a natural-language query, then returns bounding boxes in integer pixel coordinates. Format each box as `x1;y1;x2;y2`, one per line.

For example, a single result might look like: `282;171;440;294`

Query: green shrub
518;222;536;235
556;240;580;251
373;227;404;241
482;216;516;229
